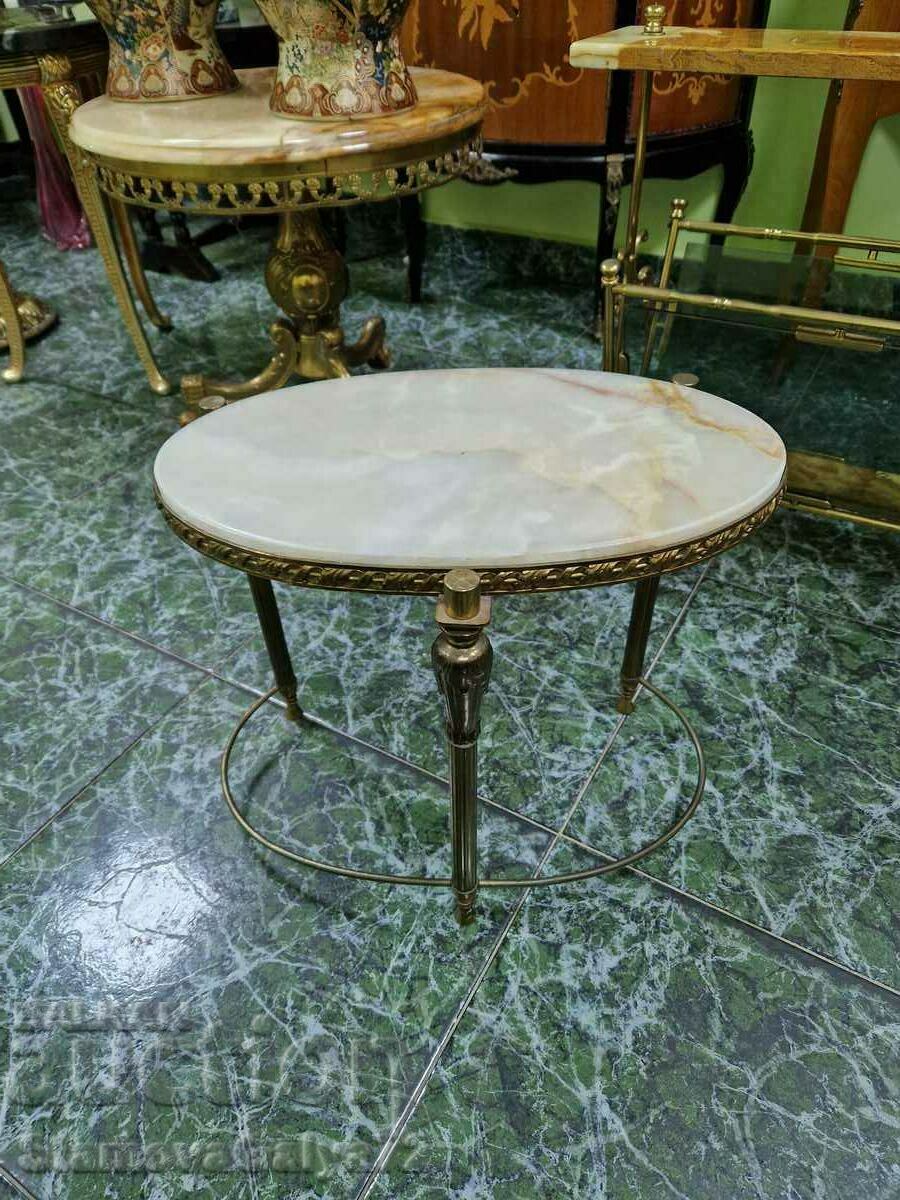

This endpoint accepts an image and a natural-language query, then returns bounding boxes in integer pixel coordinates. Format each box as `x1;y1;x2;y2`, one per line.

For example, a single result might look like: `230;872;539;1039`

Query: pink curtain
18;86;91;251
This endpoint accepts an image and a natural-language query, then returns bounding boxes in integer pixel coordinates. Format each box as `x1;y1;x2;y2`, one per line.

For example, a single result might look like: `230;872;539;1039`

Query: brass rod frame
641;196;686;375
614;281;900;340
220;679;706;907
678;218;900;253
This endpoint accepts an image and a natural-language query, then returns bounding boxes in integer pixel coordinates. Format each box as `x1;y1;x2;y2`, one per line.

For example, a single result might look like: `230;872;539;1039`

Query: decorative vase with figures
86;0;239;101
253;0;417;119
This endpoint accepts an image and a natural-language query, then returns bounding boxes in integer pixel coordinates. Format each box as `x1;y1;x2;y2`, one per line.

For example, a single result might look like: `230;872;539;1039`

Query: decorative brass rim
83;130;484;214
156;480;785;596
221;680;706;889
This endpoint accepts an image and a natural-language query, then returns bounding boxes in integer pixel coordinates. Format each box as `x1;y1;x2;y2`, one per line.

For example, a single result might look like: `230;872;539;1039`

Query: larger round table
66;66;485;411
154;368;787;924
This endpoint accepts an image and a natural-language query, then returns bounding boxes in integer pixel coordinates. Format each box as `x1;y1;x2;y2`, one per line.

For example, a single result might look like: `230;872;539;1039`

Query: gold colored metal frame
157;480;781;923
221;679;705;893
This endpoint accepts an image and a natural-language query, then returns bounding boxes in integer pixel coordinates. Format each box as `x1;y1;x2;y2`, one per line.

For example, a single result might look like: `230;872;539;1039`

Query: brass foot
180;320;298;416
0;267;58;383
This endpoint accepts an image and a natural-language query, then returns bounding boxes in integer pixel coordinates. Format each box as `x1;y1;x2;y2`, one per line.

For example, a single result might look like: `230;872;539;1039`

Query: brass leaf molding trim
155;479;785;596
88;135;483;214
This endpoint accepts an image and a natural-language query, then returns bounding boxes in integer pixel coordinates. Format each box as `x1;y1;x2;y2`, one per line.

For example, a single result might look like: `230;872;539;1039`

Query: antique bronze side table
153;367;786;924
63;67;484;414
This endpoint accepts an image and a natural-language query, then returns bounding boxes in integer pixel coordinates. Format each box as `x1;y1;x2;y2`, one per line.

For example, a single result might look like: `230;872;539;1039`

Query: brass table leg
110;200;173;331
618;574;661;715
432;569;493;925
180;209;390;414
247;574;303;724
0;261;57;382
38;54;172;397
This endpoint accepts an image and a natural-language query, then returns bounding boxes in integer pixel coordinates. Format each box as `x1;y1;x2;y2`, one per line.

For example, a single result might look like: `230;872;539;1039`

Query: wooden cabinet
402;0;769;302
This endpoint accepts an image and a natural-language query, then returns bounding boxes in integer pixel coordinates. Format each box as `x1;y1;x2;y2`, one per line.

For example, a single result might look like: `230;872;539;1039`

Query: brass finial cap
644;4;666;35
600;258;620;285
442;569;482;620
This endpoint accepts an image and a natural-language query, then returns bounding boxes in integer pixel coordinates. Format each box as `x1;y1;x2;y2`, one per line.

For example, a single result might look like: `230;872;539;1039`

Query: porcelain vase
254;0;417;120
87;0;238;101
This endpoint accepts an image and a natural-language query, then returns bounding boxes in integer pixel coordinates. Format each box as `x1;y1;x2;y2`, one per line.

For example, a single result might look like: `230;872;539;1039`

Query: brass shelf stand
575;6;900;532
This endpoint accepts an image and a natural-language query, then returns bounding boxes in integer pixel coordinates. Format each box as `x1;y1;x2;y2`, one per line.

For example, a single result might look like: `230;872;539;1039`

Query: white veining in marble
70;67;484;166
153;369;786;570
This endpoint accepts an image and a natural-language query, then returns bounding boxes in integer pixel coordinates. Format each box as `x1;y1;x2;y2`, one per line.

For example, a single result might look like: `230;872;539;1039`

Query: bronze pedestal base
180;209;389;419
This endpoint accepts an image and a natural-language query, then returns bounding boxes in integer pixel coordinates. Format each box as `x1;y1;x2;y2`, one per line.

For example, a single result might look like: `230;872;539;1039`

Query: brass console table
572;10;900;530
64;67;484;415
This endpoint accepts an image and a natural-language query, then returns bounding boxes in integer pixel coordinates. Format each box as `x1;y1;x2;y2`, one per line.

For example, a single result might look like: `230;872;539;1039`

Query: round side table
153;368;786;924
67;67;485;414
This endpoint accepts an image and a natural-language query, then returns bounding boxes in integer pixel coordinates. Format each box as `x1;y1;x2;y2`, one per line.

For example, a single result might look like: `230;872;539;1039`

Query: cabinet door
401;1;619;145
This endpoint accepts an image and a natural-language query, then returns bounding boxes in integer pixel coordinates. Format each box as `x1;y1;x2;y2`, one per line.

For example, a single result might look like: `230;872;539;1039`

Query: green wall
423;0;900;259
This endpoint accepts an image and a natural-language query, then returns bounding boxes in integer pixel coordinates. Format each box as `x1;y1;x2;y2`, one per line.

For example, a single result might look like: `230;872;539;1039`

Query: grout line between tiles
352;567;710;1198
0;674;214;875
0;571;254;685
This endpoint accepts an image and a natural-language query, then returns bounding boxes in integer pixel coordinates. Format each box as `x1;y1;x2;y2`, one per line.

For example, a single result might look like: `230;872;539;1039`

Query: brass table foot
180;313;390;417
0;265;58;383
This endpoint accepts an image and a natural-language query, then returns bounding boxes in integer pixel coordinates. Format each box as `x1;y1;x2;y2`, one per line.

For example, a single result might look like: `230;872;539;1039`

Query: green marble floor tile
566;578;900;989
0;378;175;519
782;345;900;475
0;447;257;670
713;508;900;635
0;677;549;1199
368;845;900;1199
222;575;697;829
0;576;201;862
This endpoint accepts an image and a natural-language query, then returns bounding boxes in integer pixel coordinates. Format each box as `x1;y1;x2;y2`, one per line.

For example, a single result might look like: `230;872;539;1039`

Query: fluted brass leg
432;570;493;925
618;575;661;715
38;55;172;397
247;575;302;724
110;200;172;331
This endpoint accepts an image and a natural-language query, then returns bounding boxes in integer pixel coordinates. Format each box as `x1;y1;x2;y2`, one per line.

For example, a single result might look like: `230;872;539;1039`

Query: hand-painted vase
254;0;417;120
87;0;238;101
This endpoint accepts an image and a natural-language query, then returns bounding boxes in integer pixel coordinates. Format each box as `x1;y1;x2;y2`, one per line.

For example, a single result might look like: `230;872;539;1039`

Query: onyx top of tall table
570;25;900;82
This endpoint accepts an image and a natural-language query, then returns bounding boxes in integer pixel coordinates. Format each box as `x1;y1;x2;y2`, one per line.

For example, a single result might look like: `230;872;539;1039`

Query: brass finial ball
644;4;667;35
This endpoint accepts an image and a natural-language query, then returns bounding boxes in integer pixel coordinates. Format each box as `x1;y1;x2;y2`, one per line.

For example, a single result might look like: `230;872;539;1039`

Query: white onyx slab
70;67;484;168
153;369;786;571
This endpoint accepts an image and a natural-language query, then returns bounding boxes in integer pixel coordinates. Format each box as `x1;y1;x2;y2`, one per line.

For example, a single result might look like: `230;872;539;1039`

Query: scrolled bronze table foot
0;262;58;384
